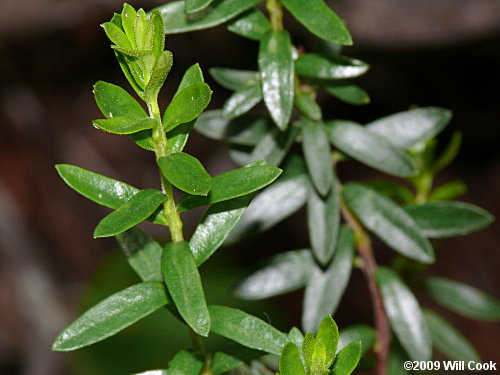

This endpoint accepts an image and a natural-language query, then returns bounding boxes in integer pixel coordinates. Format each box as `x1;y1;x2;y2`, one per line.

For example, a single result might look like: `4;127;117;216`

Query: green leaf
93;189;166;238
423;277;500;321
321;81;370;105
343;183;434;263
302;332;316;372
158;153;211;196
363;179;414;205
423;309;480;362
92;116;157;134
223;81;263;119
162;241;211;336
259;30;294;130
302;227;354;332
93;81;146;119
150;10;166;59
144;50;174;101
114;50;144;97
211;352;244;375
163;82;212;132
366;107;452;149
288;327;305;353
330;341;362;375
329;120;417;177
280;0;351;45
116;227;163;281
432;131;462;173
226;9;271;41
185;0;214;14
235;250;313;300
279;342;305;375
134;370;167;375
404;201;493;238
209;305;288;355
102;21;132;49
176;63;205;95
301;118;334;196
158;0;262;33
190;195;253;265
121;4;137;48
338;325;376;355
376;267;432;361
210;68;259;91
177;165;282;211
52;281;169;351
316;315;339;363
294;91;322;121
248;126;299;166
169;350;204;375
296;54;368;79
428;180;467;201
307;181;341;265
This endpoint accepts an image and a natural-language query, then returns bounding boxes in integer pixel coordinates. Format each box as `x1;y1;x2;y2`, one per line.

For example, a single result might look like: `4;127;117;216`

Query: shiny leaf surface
94;81;146;118
223;81;263;119
226;9;271;41
279;342;305;375
330;341;362;375
92;116;156;134
158;153;211;195
168;350;203;374
321;81;370;105
209;68;259;91
296;54;368;79
185;0;214;14
248;126;299;166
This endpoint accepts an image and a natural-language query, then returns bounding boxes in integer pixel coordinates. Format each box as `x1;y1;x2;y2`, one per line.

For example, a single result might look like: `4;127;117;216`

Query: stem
413;172;433;204
340;198;390;375
266;0;283;31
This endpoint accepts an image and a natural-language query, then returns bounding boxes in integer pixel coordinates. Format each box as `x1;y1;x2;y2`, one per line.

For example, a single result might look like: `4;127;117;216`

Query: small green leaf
423;309;480;362
302;332;316;373
321;81;370;105
116;227;163;281
92;116;156;134
376;267;432;361
366;107;452;149
93;81;146;119
144;50;174;101
158;153;211;195
209;305;288;355
93;189;167;238
432;131;462;173
294;91;322;121
175;63;205;95
329;120;417;177
279;342;305;375
259;30;294;130
404;201;493;238
288;327;305;352
428;180;467;201
121;4;137;48
150;10;166;59
211;352;244;375
169;350;204;375
302;227;354;332
185;0;214;14
363;179;414;205
280;0;352;45
209;68;259;91
296;54;368;79
235;250;313;300
223;81;263;119
158;0;262;33
248;126;299;166
102;21;132;49
316;315;339;363
343;183;434;263
163;82;212;131
330;341;362;375
423;277;500;321
226;9;271;41
52;282;169;351
338;325;376;355
162;241;211;336
114;50;144;97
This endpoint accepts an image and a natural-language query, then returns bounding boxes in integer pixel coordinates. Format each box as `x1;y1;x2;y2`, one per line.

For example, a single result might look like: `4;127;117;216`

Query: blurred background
0;0;499;374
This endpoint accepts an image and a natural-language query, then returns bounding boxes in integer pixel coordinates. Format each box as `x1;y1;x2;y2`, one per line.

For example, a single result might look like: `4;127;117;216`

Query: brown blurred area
0;0;499;374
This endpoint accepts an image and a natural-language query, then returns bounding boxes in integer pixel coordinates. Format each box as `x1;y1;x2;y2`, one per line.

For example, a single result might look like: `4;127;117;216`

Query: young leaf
423;309;480;362
169;350;204;375
302;227;354;332
52;282;169;351
222;81;263;119
296;54;368;79
162;241;211;336
423;277;500;321
226;9;271;41
102;21;132;49
158;0;262;33
343;183;434;263
316;315;340;362
366;107;452;149
302;332;316;372
92;116;157;134
338;325;376;355
301;118;334;196
211;352;244;375
428;180;467;201
116;227;163;281
330;341;362;375
288;327;305;352
248;126;299;166
321;81;370;105
376;267;432;361
185;0;214;14
158;153;211;196
93;81;146;118
93;189;167;238
209;305;288;355
404;201;493;238
329;120;417;177
294;91;322;121
259;30;294;130
163;82;212;132
209;68;259;91
235;249;313;300
279;342;305;375
190;195;253;265
144;50;174;101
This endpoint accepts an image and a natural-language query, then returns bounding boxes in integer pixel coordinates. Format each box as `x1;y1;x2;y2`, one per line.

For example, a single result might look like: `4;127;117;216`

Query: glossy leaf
296;54;368;79
94;81;146;118
134;371;167;375
316;315;339;360
169;350;203;375
343;183;434;263
211;352;244;375
209;68;259;91
405;201;493;238
366;107;452;149
209;305;288;355
376;267;432;361
294;91;322;121
288;327;305;353
248;126;299;166
177;165;282;211
329;120;417;177
338;325;376;355
301;118;334;196
116;227;163;281
163;82;212;132
330;341;362;375
158;153;211;195
423;309;480;362
93;189;167;238
321;81;370;105
52;282;169;351
280;0;352;45
162;241;211;336
279;342;305;375
423;277;500;321
259;30;294;130
115;50;144;97
226;9;271;41
302;227;354;332
92;116;156;134
158;0;261;33
185;0;214;14
235;249;313;300
428;180;467;201
223;81;263;119
190;195;253;265
102;21;132;49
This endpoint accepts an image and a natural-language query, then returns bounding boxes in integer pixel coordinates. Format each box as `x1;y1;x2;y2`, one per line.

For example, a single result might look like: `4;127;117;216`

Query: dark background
0;1;499;374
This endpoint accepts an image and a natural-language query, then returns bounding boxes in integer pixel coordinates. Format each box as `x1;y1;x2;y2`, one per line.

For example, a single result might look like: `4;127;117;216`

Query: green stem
413;172;433;204
266;0;283;31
